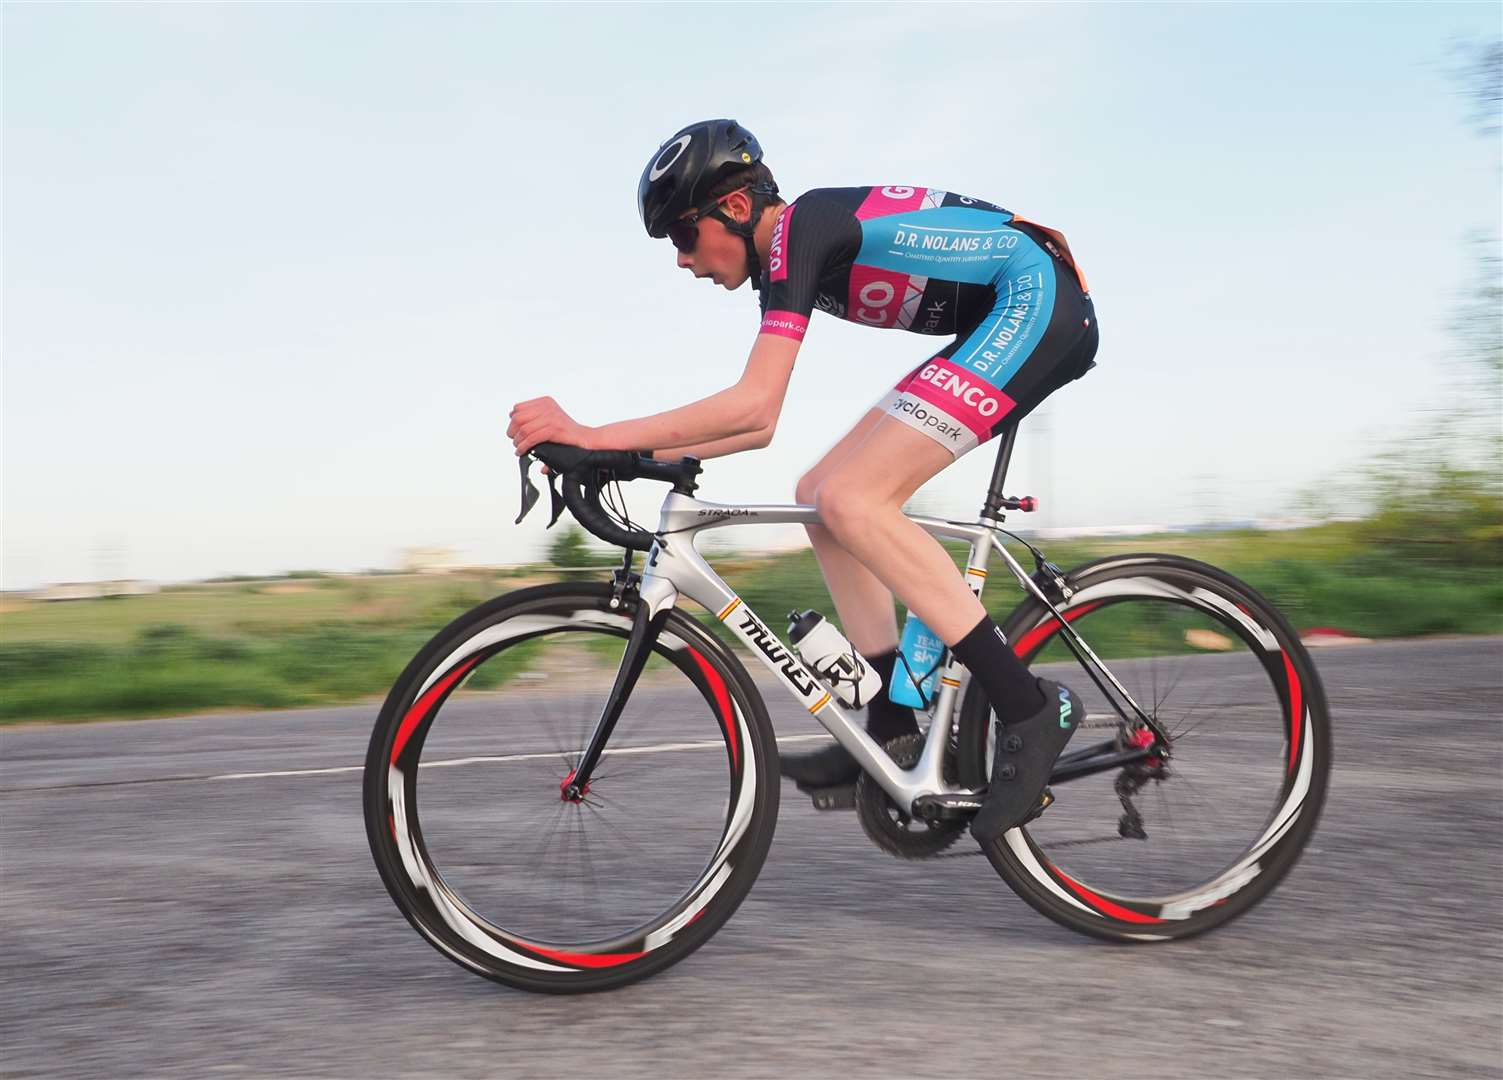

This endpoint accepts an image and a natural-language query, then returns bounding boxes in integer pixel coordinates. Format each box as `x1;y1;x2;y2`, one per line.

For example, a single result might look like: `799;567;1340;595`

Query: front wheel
957;554;1331;942
363;583;780;992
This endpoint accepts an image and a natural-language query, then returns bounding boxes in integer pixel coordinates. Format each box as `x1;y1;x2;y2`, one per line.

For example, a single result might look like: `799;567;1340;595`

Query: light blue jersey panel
949;253;1060;388
856;206;1043;286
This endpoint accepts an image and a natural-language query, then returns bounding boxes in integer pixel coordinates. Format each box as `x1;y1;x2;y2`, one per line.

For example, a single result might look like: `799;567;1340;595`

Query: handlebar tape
531;443;657;552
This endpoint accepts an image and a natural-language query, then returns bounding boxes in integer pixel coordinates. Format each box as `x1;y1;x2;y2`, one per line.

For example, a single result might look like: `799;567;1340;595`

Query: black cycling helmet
638;119;779;289
638;119;762;238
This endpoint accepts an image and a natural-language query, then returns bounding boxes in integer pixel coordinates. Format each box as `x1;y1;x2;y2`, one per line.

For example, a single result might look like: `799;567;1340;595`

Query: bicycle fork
560;574;672;800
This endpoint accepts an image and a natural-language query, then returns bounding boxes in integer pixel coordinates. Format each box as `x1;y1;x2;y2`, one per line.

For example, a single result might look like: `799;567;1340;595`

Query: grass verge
2;524;1498;724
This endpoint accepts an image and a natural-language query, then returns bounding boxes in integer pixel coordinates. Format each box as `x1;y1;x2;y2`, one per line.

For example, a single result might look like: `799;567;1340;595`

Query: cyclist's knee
794;470;824;505
813;483;877;539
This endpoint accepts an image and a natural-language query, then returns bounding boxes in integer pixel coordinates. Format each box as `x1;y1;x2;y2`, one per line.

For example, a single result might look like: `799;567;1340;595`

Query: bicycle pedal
1021;787;1055;825
800;783;857;811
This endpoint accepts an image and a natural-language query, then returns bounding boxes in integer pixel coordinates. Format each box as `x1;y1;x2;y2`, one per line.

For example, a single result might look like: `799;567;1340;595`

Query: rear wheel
957;554;1331;941
363;583;779;992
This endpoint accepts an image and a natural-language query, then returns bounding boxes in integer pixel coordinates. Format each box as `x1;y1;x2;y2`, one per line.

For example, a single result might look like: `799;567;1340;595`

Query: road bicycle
363;426;1331;993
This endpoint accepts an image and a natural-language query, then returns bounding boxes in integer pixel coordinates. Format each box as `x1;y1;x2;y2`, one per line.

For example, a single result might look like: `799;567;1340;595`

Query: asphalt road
2;636;1501;1079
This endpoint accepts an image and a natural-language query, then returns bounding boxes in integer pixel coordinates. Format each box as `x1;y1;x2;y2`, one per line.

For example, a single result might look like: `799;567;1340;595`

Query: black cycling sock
863;649;919;742
948;615;1047;719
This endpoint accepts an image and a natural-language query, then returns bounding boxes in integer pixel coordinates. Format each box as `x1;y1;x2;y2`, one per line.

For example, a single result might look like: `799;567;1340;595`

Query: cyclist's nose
676;249;693;270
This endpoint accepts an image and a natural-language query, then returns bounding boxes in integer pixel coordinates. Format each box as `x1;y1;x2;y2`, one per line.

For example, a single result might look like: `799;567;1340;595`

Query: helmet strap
711;182;778;293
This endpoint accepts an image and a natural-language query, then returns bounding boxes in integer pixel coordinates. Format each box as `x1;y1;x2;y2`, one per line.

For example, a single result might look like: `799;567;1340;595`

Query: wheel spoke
374;604;768;969
1003;568;1326;932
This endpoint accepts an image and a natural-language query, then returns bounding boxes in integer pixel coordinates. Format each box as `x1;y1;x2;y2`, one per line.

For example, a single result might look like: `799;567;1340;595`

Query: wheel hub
559;769;590;803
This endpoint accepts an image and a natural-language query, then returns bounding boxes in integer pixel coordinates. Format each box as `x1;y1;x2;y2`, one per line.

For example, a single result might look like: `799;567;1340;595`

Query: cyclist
507;119;1098;845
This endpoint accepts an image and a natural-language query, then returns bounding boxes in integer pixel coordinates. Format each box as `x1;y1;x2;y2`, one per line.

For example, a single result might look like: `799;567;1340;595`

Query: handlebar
520;443;702;552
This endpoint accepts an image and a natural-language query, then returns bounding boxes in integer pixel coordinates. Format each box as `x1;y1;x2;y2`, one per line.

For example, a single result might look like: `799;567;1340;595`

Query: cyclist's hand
508;396;596;457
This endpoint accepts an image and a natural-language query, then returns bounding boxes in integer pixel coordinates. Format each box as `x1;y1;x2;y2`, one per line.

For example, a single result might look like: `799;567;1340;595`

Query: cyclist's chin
694;264;748;290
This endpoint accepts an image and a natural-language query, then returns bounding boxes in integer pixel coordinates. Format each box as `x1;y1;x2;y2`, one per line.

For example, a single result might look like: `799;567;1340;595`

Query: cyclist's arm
597;196;847;457
650;426;774;461
593;333;798;457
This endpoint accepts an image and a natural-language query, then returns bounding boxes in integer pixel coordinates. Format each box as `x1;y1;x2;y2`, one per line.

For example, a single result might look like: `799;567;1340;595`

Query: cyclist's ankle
863;649;919;741
948;615;1047;718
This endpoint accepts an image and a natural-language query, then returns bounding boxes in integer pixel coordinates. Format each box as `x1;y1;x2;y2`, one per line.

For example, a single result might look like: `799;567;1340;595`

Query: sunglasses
665;187;749;254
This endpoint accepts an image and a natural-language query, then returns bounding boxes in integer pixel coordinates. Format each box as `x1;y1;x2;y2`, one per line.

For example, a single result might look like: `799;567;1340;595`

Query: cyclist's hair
706;162;784;211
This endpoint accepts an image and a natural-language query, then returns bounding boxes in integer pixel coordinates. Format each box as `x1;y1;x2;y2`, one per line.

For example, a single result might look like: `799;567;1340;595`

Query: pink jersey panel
854;185;928;221
846;264;911;329
768;204;794;284
899;359;1016;437
760;310;809;342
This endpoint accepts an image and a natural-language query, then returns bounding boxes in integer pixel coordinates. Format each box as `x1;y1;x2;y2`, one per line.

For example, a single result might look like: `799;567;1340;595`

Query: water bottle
890;611;944;708
786;610;883;708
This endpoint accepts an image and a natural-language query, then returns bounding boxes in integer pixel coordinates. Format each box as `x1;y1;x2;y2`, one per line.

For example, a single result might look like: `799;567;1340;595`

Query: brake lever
546;470;566;528
515;455;540;525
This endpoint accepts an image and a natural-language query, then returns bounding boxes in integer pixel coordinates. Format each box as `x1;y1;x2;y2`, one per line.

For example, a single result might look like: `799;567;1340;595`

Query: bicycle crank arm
908;743;1155;821
912;788;1053;825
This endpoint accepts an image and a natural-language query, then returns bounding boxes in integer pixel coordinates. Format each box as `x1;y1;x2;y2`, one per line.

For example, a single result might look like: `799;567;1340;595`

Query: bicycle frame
568;490;1157;813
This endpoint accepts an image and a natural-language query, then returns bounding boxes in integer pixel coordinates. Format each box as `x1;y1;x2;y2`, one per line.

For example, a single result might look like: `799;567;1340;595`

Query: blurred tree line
1318;38;1501;572
547;524;618;570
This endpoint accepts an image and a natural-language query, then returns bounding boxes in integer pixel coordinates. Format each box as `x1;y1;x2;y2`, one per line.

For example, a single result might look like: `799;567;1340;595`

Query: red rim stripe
687;647;739;771
1012;602;1104;658
1282;650;1303;775
525;943;646;969
1054;867;1166;925
390;656;483;765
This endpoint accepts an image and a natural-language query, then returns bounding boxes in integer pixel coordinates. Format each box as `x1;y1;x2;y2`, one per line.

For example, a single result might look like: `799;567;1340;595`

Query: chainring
855;733;966;860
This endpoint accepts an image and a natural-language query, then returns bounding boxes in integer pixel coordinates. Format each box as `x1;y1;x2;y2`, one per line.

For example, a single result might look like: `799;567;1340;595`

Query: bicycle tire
956;554;1331;942
363;582;780;992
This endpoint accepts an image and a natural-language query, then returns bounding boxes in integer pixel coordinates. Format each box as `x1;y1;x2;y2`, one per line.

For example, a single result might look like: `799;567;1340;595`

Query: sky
3;2;1500;589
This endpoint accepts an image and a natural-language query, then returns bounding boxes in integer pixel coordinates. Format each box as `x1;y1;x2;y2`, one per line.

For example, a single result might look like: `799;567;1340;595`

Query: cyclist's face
673;192;753;290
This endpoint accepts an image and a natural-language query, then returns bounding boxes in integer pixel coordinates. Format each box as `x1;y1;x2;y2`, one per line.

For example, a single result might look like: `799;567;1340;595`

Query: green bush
1354;465;1503;571
547;525;616;569
0;640;112;680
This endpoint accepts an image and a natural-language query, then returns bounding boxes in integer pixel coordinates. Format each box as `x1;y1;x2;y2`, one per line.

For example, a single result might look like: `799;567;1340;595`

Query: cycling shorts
876;224;1098;457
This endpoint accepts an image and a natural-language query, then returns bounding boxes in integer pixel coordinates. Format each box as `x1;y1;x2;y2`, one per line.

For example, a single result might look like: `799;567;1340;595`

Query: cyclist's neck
752;204;785;269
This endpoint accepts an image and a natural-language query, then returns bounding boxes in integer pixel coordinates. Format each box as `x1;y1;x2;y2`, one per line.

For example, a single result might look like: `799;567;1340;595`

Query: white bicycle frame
630;490;1095;810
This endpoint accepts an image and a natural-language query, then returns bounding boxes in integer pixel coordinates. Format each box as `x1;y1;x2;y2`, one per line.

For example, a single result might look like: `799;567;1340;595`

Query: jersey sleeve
758;195;859;344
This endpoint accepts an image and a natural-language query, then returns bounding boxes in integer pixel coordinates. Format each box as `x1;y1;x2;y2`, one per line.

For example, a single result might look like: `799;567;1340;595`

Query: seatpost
979;424;1020;522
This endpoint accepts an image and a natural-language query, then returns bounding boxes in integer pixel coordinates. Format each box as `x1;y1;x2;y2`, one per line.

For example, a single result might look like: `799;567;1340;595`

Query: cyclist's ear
719;189;754;224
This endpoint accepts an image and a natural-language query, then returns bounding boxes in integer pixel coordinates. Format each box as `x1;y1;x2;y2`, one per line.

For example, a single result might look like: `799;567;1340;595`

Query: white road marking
201;733;837;783
1;734;839;793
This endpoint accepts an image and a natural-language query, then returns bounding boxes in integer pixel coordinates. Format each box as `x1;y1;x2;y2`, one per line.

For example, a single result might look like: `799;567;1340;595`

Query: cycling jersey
758;185;1098;456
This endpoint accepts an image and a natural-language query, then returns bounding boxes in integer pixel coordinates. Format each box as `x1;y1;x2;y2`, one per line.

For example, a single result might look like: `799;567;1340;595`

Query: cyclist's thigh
817;412;955;509
797;407;887;501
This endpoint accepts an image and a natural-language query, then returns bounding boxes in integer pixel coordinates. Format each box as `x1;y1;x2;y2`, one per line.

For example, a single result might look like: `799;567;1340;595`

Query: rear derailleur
1114;733;1169;840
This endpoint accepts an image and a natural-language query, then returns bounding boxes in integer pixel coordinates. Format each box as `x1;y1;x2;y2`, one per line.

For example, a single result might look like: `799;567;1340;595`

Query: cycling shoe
779;741;861;788
969;679;1080;846
780;710;918;790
